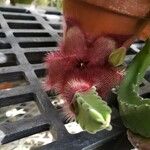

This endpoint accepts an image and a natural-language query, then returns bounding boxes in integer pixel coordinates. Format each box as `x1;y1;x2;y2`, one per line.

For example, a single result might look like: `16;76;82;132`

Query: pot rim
81;0;150;19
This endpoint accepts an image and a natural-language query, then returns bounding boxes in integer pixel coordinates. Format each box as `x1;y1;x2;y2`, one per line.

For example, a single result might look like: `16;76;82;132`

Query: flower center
76;59;89;69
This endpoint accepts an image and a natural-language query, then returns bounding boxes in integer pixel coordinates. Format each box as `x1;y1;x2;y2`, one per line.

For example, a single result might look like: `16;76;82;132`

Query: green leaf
108;47;126;67
118;39;150;137
73;87;112;134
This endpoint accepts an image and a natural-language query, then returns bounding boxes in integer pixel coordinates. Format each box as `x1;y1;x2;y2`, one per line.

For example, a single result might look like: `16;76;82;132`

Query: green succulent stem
118;39;150;137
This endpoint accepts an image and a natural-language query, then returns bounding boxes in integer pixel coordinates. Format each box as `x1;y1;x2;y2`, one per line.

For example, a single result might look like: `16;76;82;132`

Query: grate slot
0;130;54;149
58;32;63;37
25;52;47;64
35;69;46;78
0;100;40;124
8;22;43;29
44;15;61;22
0;115;50;144
141;93;150;99
3;14;36;21
45;11;61;15
141;93;150;98
139;83;145;87
0;54;18;67
0;32;6;38
34;69;46;84
0;42;11;49
19;41;57;48
50;24;61;30
0;72;28;90
0;7;30;14
0;93;34;108
65;122;83;134
13;32;51;37
145;70;150;82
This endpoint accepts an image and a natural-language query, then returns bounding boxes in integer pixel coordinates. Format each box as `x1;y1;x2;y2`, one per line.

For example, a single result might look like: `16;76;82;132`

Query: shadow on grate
86;133;133;150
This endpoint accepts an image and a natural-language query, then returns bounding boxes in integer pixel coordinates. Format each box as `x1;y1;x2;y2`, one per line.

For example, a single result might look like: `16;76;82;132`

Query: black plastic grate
0;6;149;150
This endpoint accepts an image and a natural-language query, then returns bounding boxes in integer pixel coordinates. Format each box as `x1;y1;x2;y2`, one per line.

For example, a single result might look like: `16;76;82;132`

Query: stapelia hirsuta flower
45;26;124;133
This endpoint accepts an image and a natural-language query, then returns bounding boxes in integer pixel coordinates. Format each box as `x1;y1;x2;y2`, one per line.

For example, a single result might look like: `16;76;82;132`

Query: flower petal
95;67;123;99
89;37;116;65
63;26;86;56
62;79;92;104
45;52;75;91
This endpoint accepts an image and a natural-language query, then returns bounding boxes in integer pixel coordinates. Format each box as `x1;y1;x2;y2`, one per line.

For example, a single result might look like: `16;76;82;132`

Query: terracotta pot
127;130;150;150
63;0;150;46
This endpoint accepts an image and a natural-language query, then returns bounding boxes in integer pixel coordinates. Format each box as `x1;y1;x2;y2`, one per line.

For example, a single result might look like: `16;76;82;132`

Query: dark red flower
45;26;123;107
